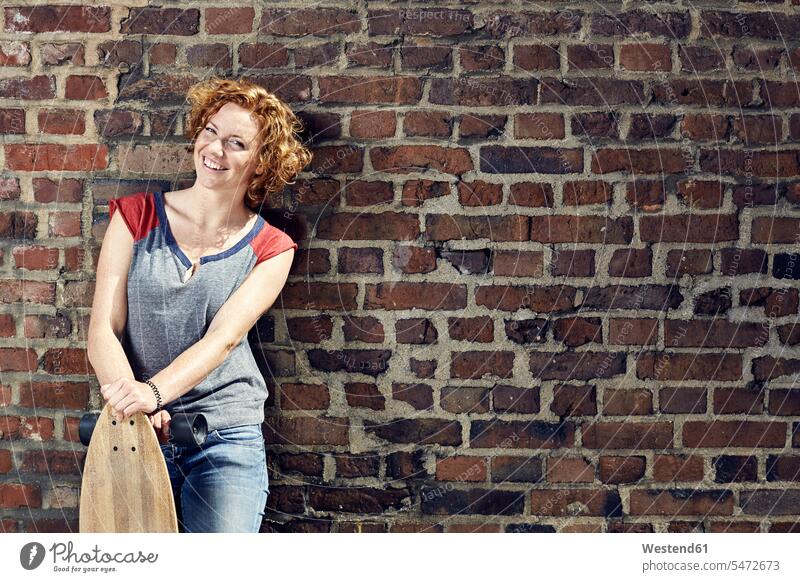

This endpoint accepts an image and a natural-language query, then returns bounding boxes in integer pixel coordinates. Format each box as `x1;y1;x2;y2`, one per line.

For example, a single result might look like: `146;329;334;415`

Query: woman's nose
208;138;225;156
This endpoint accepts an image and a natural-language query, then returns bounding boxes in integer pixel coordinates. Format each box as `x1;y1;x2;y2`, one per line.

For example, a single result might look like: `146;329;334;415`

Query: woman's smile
201;155;227;172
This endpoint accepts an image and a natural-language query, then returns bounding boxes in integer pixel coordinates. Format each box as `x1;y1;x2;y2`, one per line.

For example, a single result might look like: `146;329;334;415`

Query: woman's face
193;102;262;193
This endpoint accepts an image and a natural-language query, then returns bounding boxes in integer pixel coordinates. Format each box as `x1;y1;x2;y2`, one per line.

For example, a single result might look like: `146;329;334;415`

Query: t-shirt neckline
153;190;264;269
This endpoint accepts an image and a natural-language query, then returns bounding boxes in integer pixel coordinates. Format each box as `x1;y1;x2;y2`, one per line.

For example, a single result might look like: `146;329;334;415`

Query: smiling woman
87;77;312;533
184;77;312;210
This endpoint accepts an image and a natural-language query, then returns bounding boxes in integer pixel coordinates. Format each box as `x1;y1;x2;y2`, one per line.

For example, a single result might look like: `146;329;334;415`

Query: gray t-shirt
108;190;297;431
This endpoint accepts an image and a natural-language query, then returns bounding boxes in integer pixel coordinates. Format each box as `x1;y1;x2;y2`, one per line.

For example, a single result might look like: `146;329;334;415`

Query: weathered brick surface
1;1;797;532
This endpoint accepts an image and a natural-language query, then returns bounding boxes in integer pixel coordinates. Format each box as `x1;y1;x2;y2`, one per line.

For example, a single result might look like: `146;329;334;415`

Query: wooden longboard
79;404;178;533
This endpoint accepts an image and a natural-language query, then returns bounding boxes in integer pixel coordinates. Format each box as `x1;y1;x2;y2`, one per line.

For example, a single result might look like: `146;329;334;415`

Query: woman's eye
205;126;215;134
231;141;243;148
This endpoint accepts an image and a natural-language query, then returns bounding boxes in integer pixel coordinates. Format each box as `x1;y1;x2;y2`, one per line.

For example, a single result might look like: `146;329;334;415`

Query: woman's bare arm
87;208;136;385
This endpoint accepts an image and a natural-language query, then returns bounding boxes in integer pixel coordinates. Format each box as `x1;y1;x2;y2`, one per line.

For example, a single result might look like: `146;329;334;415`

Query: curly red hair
184;77;312;210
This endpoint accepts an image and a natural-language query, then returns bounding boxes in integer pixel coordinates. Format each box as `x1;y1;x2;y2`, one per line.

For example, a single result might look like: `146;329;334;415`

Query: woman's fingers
113;392;140;420
101;381;120;402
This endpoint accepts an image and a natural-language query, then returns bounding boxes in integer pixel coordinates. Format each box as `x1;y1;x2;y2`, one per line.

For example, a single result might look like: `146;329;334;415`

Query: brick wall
1;2;800;533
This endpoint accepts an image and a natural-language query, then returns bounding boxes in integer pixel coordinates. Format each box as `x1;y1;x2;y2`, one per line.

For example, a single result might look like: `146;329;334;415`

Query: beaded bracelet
144;379;163;413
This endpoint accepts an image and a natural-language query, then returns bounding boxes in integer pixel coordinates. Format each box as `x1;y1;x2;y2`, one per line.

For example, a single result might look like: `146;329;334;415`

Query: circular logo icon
20;542;46;570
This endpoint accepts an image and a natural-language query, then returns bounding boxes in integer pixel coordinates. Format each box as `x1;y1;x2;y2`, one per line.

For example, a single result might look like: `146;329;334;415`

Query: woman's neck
171;185;254;231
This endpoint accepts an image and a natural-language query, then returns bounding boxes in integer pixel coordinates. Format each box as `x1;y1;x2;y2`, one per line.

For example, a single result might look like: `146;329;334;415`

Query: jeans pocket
160;443;178;462
211;425;264;447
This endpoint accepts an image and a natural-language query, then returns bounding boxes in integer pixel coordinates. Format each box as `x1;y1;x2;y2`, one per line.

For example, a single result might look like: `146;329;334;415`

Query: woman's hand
148;410;172;444
100;377;158;421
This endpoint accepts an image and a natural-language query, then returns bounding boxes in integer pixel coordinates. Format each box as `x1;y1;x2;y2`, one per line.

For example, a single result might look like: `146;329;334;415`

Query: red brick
629;489;733;516
609;318;657;345
568;44;613;71
677;180;725;209
0;76;55;99
640;214;738;243
206;7;255;34
280;383;329;410
626;180;664;212
19;382;89;410
608;248;652;278
450;351;514;380
436;456;487;482
683;421;786;448
563;181;612;206
460;45;504;72
447;317;493;343
619;43;671;71
12;245;59;270
599;456;645;484
752;217;800;244
0;449;12;473
261;8;360;36
0;348;37;372
531;489;620;517
476;285;575;312
317;212;418;240
350;110;396;139
637;352;741;381
0;483;40;508
320;76;421;104
5;144;107;171
41;43;84;65
121;7;199;35
531;216;633;244
0;41;29;66
603;389;653;415
546;456;593;483
513;44;559;71
392;383;433;411
186;44;231;69
553;317;601;347
514;113;564;139
592;148;689;174
345;42;393;68
5;6;110;33
65;75;107;100
493;250;544;277
583;421;673;450
264;416;349;446
149;43;177;66
371;146;473;175
427;215;528;242
660;387;707;414
38;108;85;135
459;114;506;138
653;454;704;482
20;450;83;475
0;109;24;134
0;416;54;440
49;212;82;237
392;245;436;274
457;180;502;207
401;45;452;71
509;183;553;207
404;111;452;138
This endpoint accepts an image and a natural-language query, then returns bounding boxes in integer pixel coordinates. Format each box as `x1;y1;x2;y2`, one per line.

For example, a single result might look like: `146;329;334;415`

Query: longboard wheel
169;413;208;447
79;412;101;446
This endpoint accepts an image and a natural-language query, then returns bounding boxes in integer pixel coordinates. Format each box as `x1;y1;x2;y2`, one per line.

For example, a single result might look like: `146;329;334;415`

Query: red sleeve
108;192;150;241
253;224;298;265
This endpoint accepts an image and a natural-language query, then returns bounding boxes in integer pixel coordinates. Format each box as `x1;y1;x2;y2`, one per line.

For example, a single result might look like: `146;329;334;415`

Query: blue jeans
159;424;269;533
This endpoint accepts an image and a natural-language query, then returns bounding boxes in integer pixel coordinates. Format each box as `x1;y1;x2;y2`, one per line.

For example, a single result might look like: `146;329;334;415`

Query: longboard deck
79;404;177;533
